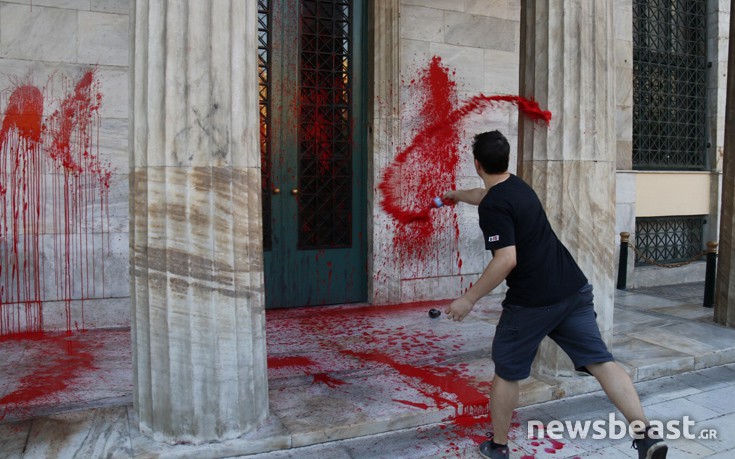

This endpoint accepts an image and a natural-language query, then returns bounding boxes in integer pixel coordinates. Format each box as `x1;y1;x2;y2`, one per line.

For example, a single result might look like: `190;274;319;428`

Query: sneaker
478;438;509;459
632;427;668;459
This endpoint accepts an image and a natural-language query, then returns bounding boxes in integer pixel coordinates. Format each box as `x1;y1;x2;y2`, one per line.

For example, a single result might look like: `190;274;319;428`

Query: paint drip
0;70;112;336
377;56;551;272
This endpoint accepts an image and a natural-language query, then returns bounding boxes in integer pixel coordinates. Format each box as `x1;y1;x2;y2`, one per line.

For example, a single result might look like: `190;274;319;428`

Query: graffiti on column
0;69;113;336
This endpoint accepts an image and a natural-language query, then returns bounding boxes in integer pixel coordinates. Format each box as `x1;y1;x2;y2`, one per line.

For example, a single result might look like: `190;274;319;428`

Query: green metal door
258;0;367;308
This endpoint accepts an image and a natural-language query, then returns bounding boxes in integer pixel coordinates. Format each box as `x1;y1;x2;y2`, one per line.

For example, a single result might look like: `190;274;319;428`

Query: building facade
1;0;733;443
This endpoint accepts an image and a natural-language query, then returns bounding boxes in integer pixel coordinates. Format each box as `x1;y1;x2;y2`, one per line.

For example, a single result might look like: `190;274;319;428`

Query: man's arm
445;245;516;322
443;188;487;206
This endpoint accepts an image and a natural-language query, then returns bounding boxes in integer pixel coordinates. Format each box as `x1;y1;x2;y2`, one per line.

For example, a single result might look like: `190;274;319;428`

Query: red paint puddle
1;69;112;336
0;331;97;420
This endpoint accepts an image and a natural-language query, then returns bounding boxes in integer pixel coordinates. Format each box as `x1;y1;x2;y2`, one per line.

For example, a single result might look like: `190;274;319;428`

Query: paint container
428;308;441;319
431;197;456;209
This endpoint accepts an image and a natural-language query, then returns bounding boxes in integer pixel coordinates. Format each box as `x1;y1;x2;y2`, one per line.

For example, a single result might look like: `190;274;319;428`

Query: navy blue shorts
491;284;614;381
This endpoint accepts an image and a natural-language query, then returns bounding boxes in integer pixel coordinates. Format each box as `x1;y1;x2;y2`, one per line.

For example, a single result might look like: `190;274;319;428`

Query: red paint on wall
0;85;45;335
548;439;565;450
0;69;112;336
377;56;551;273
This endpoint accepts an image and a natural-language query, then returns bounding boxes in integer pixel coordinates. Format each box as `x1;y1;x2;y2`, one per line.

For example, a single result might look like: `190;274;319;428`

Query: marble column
519;0;617;376
368;0;402;304
714;0;735;328
130;0;268;443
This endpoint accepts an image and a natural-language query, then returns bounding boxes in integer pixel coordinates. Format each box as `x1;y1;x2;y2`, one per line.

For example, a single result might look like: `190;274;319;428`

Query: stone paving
1;282;734;458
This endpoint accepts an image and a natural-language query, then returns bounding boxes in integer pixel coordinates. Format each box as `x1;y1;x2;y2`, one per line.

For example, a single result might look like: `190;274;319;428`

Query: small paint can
432;197;444;208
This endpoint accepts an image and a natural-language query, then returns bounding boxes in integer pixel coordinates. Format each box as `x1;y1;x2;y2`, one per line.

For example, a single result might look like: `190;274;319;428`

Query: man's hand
445;296;475;322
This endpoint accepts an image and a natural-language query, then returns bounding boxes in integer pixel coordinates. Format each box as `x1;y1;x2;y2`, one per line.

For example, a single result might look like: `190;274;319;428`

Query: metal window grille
632;0;707;170
634;216;704;265
258;0;272;251
298;0;353;249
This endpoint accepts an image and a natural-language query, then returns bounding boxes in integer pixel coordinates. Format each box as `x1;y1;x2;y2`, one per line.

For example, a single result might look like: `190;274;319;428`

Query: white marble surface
77;10;129;66
0;4;78;62
444;11;518;51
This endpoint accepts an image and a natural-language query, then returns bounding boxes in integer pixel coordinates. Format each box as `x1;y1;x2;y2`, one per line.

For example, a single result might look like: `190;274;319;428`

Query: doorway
258;0;367;308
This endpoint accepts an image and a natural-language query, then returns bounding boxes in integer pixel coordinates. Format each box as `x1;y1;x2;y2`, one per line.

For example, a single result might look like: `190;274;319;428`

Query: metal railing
616;232;717;308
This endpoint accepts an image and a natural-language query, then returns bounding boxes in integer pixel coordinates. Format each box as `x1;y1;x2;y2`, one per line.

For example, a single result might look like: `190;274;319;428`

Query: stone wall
0;0;130;333
386;0;522;302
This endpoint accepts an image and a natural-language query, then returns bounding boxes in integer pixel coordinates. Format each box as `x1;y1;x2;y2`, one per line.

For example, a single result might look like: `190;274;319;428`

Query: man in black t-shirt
443;131;667;459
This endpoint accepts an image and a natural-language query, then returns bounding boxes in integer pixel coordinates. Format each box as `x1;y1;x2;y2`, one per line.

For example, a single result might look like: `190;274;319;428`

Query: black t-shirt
479;174;587;307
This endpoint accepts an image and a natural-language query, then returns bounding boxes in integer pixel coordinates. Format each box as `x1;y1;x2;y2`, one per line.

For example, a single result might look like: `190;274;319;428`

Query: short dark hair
472;130;510;174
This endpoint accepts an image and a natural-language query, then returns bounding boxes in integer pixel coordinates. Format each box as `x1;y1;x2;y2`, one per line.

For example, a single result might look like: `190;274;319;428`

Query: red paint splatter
341;349;489;417
268;355;316;369
312;373;347;388
549;439;565;450
544;447;557;453
0;331;96;419
266;300;506;456
0;84;45;335
392;399;431;410
377;56;551;269
1;70;112;336
520;456;536;459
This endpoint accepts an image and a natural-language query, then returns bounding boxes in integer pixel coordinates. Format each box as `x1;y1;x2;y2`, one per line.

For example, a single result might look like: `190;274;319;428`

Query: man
443;131;667;459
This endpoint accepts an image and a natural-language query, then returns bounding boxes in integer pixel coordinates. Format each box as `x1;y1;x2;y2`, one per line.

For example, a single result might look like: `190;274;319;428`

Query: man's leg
586;361;646;424
490;374;519;444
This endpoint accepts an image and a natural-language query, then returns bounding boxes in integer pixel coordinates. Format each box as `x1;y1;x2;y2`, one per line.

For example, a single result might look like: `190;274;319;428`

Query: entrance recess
258;0;367;308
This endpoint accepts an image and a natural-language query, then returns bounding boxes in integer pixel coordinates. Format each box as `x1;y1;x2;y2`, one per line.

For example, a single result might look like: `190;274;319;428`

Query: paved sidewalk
1;282;734;458
240;364;735;458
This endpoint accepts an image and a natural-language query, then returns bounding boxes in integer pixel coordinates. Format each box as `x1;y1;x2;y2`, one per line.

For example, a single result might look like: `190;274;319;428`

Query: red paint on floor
312;373;347;388
268;355;316;369
0;331;96;420
392;398;431;410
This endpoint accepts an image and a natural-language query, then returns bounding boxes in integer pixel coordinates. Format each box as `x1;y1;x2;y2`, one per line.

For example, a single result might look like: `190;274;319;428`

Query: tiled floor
0;328;132;422
1;282;735;458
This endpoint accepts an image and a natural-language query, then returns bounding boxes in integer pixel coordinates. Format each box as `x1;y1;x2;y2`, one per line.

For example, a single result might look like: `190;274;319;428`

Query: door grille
258;0;272;250
298;0;353;249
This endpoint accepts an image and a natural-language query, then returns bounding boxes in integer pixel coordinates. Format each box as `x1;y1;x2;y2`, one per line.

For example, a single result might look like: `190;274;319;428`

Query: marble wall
380;0;522;303
0;0;131;333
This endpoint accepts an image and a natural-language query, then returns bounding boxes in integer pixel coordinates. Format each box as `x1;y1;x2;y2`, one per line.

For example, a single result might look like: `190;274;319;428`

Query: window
634;216;704;265
633;0;707;170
